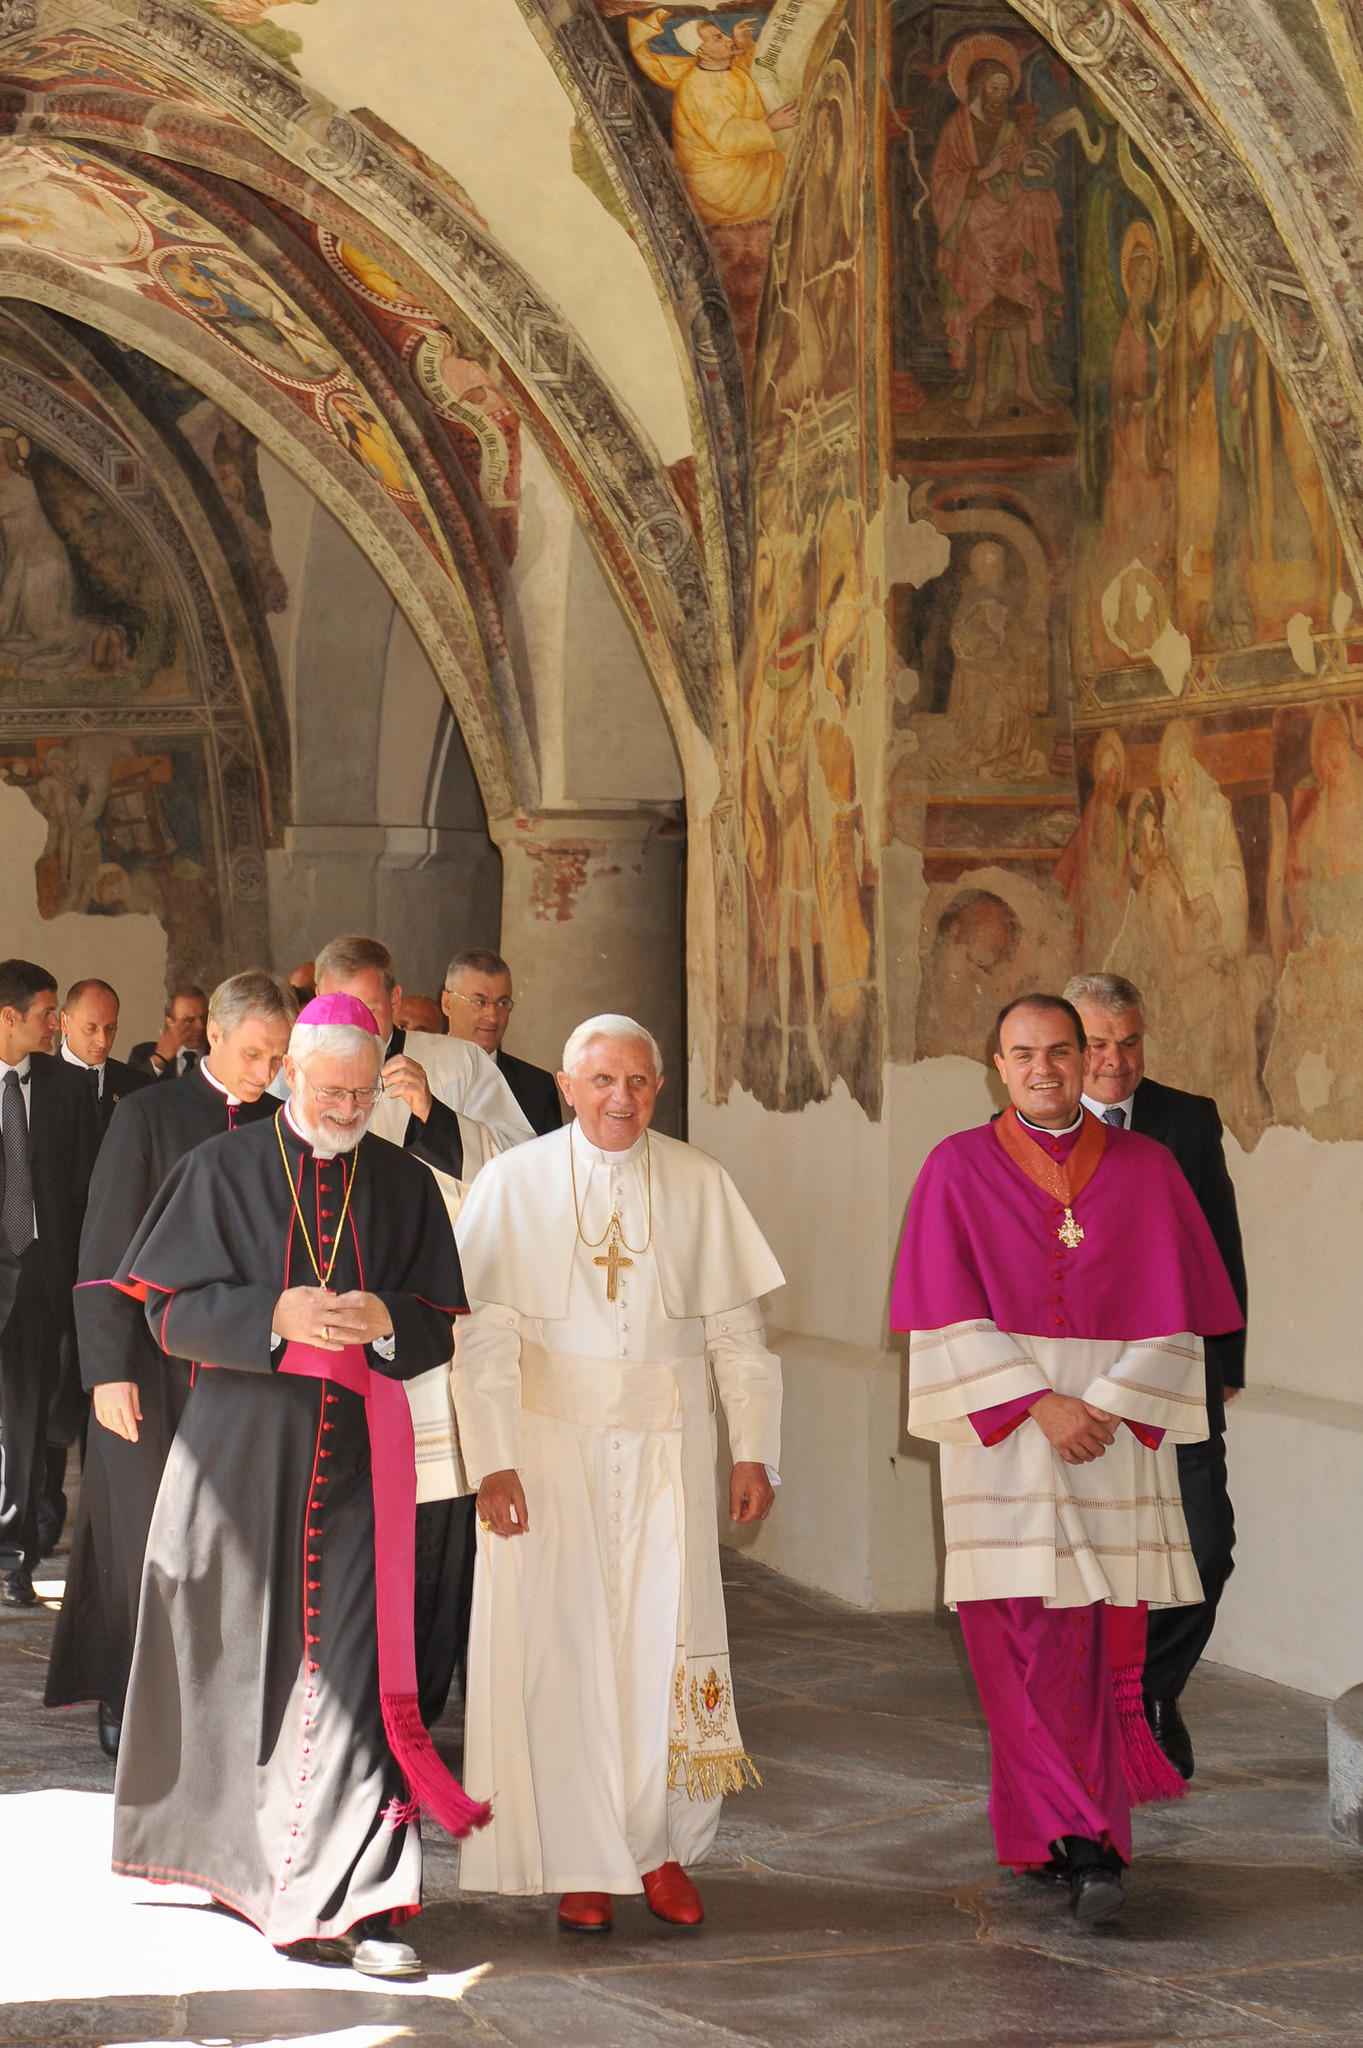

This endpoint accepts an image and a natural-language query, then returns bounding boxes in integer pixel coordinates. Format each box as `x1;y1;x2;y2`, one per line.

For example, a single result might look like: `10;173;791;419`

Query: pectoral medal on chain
991;1104;1106;1254
1057;1208;1084;1250
570;1131;653;1300
594;1226;632;1302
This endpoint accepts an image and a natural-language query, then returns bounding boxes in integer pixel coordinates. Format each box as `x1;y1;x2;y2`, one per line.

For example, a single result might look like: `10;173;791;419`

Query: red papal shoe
641;1861;704;1925
558;1891;613;1932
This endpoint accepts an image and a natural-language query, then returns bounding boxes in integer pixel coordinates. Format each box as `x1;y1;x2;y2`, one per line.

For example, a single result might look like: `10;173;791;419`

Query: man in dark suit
1067;972;1248;1781
47;969;292;1753
441;946;563;1136
60;978;152;1137
128;985;209;1081
0;960;98;1606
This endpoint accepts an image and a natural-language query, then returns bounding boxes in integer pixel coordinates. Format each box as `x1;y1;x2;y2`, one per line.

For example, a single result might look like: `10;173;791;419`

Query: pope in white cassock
453;1014;784;1931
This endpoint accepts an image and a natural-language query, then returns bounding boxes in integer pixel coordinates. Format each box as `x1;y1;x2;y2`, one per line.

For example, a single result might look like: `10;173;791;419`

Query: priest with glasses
109;994;486;1980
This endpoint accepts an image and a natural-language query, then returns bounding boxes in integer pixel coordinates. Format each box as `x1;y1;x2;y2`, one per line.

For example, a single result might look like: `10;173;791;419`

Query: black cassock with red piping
108;1108;482;1947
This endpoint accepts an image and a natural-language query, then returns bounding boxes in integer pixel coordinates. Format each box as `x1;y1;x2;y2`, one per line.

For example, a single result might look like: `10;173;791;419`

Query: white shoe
351;1935;424;1979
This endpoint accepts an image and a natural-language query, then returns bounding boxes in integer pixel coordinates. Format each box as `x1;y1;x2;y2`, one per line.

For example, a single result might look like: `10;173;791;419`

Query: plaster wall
562;520;683;806
692;1054;997;1611
497;811;685;1136
509;438;574;811
286;0;692;465
258;456;500;990
0;782;166;1051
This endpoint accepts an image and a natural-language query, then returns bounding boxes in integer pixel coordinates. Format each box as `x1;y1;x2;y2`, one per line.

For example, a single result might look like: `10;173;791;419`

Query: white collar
1081;1091;1135;1126
199;1057;242;1110
1017;1106;1084;1136
283;1096;361;1163
0;1053;32;1081
570;1117;648;1168
61;1042;101;1076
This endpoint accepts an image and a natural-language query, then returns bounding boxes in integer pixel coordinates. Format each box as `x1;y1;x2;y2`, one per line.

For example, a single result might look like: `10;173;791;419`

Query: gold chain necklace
569;1128;652;1301
275;1110;357;1289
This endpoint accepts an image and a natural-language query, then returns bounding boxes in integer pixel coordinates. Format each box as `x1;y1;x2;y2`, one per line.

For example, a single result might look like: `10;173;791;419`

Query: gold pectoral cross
594;1220;634;1301
1057;1207;1084;1250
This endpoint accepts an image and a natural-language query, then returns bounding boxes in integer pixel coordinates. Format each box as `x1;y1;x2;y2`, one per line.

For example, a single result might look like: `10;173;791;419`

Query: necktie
1;1070;34;1256
181;1049;198;1073
88;1065;101;1108
1101;1105;1127;1128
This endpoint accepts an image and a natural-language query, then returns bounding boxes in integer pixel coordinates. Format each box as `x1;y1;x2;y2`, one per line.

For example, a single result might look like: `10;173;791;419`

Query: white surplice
908;1319;1209;1609
453;1120;783;1896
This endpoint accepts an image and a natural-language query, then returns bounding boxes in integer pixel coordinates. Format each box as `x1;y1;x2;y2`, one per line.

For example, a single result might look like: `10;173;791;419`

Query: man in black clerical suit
1068;972;1248;1782
128;984;209;1082
0;960;97;1608
35;978;154;1553
60;978;152;1137
45;971;293;1754
441;945;563;1136
110;996;473;1979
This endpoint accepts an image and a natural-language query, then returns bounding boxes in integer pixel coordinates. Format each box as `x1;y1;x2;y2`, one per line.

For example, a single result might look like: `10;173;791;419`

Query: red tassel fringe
381;1691;492;1840
1111;1660;1187;1806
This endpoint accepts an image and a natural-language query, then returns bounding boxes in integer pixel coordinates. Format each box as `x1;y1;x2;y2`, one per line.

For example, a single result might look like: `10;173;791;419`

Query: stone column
492;808;686;1136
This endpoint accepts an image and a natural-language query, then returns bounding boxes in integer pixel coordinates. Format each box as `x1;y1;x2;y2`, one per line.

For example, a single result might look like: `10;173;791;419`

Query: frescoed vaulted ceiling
4;0;1363;1116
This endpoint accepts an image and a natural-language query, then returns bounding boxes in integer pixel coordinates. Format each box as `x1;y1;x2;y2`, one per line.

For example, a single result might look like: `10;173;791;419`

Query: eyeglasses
306;1079;385;1107
448;989;515;1015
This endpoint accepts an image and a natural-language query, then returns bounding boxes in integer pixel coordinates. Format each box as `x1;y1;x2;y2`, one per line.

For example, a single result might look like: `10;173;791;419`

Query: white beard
288;1092;375;1159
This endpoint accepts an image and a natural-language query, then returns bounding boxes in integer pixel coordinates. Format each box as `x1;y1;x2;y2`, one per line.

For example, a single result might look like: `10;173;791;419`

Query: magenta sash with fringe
276;1340;490;1841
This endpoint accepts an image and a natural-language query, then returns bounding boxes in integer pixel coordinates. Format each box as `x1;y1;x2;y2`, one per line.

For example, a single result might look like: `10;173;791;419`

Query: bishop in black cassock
45;979;292;1746
109;995;485;1977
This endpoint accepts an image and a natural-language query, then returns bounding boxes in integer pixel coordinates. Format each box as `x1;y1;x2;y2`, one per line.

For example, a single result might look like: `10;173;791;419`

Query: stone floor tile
6;1526;1363;2047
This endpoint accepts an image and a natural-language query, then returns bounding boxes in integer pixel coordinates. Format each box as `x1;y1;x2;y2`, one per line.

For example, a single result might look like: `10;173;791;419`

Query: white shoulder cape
455;1123;784;1321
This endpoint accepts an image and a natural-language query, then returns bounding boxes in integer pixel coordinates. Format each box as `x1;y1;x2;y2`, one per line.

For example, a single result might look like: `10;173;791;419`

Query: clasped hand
271;1285;393;1352
1032;1390;1119;1465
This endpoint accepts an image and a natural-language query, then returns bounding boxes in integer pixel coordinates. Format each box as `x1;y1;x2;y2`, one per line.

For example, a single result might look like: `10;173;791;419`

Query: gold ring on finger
479;1516;492;1532
322;1324;330;1341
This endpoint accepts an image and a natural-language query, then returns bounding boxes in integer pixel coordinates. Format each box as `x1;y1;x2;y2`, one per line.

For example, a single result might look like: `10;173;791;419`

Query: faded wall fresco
887;1;1362;1150
739;6;883;1114
601;0;845;371
0;315;274;995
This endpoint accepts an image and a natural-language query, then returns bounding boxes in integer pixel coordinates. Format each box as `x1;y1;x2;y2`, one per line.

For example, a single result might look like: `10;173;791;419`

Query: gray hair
288;1021;382;1071
209;970;293;1037
314;934;396;993
445;946;509;988
562;1013;664;1079
1063;972;1145;1021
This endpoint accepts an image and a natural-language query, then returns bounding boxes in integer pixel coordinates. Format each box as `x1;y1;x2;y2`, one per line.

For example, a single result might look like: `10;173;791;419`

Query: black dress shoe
1;1565;37;1607
1023;1853;1070;1883
98;1704;121;1760
1069;1863;1126;1925
1145;1695;1195;1781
